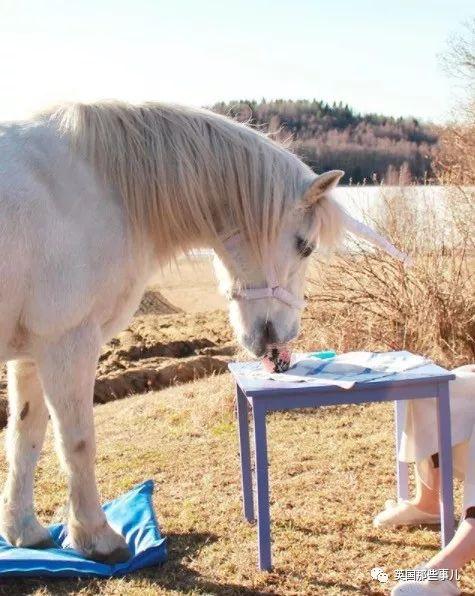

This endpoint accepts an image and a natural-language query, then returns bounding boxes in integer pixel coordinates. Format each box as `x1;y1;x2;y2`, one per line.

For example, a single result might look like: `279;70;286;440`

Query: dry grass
303;185;475;370
0;373;474;596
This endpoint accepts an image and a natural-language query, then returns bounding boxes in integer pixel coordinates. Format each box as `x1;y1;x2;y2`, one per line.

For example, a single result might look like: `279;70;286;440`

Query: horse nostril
262;320;277;345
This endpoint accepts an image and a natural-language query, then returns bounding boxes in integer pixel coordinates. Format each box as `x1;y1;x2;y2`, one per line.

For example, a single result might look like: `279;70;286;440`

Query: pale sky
0;0;473;123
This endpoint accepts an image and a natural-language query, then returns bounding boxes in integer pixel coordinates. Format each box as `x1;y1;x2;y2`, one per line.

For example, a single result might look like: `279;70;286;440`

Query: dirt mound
95;311;235;403
135;289;182;315
94;355;229;403
0;310;236;428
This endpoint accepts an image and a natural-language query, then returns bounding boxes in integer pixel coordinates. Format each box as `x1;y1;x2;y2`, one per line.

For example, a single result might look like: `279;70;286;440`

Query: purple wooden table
228;360;456;571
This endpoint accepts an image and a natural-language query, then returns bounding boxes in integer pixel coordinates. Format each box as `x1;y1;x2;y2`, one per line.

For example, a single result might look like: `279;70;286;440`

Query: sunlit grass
1;372;474;595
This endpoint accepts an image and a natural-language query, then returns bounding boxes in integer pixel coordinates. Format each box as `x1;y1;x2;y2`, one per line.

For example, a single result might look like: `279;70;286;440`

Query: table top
228;358;455;398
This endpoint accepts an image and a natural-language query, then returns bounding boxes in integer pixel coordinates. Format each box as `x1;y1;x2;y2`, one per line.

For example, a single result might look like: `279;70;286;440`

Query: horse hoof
89;545;131;565
0;509;54;550
29;535;57;549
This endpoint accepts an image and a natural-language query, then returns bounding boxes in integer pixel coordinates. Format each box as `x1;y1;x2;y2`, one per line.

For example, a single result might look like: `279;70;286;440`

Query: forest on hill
211;99;439;185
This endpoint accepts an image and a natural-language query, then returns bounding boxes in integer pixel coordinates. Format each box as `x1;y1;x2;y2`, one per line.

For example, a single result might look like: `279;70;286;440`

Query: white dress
399;365;475;510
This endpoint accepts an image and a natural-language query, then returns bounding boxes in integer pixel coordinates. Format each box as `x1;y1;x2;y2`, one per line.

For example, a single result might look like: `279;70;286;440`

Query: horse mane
42;100;341;261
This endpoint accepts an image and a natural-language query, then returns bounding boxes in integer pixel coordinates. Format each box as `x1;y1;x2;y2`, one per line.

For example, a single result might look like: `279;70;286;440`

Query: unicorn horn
342;212;413;266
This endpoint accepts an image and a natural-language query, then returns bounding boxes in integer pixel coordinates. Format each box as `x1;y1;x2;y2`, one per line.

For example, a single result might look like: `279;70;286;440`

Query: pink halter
221;232;306;310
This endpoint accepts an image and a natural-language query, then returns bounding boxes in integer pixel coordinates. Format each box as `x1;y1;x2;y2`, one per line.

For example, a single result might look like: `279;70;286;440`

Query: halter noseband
221;232;306;310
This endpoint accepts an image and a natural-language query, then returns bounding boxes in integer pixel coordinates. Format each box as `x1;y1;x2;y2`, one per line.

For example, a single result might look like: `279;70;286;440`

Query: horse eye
296;236;314;258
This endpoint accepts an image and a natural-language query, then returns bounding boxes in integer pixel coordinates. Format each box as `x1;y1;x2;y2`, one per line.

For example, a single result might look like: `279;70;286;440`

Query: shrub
303;186;474;369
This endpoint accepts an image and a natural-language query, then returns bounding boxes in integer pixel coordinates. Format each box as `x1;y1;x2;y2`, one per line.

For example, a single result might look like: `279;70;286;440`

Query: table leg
236;384;254;522
436;382;455;547
394;400;410;501
252;403;272;570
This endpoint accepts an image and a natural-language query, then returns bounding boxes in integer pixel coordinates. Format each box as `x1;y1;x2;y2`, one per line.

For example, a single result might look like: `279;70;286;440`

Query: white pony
0;101;400;562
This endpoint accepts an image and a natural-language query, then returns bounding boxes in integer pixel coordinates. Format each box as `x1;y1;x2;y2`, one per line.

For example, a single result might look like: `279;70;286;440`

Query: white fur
0;102;345;559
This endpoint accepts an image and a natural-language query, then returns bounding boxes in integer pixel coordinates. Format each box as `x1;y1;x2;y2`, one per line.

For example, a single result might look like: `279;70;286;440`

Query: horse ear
303;170;344;206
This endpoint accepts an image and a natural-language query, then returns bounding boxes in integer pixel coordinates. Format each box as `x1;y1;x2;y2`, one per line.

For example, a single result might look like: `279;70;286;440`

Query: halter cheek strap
221;232;306;310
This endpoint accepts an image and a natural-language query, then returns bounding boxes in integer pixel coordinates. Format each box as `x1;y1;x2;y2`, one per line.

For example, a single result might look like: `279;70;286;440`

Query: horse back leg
0;359;53;547
33;322;130;564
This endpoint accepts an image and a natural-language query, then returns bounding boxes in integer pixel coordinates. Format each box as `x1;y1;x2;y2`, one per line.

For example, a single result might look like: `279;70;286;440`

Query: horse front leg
34;323;130;564
1;360;52;547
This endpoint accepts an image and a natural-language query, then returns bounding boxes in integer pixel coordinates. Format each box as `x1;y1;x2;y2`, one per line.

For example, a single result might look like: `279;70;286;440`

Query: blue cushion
0;480;167;577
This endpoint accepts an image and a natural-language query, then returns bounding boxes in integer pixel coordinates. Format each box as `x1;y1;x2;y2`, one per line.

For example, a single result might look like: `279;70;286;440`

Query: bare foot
427;518;475;571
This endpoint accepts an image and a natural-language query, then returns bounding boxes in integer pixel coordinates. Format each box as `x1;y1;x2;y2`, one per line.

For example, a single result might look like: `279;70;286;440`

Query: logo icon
371;567;389;583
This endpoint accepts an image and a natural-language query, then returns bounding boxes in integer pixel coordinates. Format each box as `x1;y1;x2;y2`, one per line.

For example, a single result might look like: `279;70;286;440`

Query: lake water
333;185;454;218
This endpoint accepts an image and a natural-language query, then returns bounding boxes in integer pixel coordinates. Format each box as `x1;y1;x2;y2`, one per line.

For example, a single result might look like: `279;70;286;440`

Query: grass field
0;262;474;595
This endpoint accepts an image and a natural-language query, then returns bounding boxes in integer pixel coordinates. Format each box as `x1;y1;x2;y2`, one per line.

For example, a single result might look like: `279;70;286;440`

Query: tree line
211;99;439;185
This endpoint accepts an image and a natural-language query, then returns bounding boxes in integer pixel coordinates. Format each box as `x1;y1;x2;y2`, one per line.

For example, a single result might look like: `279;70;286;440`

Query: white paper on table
246;351;431;389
